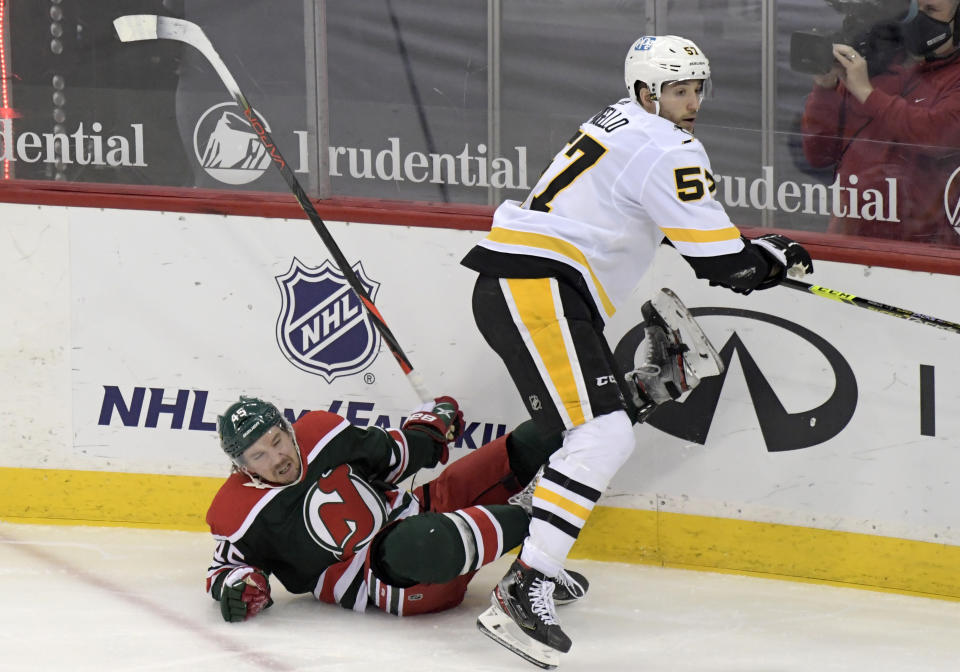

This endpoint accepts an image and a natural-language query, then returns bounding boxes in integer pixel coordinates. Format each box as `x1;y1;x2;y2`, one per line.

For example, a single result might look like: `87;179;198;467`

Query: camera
790;30;838;75
789;0;905;76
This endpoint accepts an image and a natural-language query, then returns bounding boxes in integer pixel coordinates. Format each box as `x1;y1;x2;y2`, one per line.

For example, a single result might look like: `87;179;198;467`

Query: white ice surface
2;521;960;671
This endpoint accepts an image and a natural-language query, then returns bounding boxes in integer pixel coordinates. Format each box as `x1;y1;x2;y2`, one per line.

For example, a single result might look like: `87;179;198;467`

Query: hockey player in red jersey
205;395;588;622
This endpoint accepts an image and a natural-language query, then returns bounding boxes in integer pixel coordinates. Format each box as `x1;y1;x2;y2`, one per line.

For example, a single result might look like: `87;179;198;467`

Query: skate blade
477;603;560;669
651;288;724;380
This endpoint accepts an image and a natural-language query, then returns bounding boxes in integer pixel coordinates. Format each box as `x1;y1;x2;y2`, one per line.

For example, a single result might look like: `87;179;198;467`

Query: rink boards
4;201;960;598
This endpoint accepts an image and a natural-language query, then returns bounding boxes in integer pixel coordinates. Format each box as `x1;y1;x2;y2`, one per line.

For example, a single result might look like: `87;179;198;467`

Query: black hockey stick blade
781;278;960;335
113;15;431;401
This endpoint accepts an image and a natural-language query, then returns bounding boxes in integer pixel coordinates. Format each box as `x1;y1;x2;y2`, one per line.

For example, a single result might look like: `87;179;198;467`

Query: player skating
463;35;813;668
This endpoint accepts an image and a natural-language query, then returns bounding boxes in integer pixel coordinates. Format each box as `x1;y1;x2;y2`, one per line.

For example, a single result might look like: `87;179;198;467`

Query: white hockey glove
751;234;814;285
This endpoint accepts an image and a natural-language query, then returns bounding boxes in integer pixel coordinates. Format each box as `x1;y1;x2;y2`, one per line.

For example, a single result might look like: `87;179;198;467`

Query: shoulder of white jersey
657;131;710;165
579;97;642;136
596;102;704;153
648;117;703;150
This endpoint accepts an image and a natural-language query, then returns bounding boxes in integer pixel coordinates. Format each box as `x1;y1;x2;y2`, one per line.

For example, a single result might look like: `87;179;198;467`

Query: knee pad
507;419;564;485
377;513;470;585
550;410;635;489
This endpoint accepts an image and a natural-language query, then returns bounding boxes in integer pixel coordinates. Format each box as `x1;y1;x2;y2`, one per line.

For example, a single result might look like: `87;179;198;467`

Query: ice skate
508;472;589;606
552;569;588;605
648;287;723;381
627;288;724;420
477;559;571;668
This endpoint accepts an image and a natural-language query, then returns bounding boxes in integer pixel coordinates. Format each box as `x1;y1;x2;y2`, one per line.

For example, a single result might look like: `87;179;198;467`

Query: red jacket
802;49;960;245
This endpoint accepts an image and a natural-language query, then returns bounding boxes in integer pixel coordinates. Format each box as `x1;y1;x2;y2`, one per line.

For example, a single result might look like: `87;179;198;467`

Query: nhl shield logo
275;258;382;381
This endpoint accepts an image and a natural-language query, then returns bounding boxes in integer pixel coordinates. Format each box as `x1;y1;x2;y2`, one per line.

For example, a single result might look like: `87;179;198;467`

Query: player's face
658;79;704;133
241;425;301;485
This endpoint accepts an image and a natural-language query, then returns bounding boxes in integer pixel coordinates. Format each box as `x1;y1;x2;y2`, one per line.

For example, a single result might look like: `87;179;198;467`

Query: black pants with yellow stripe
471;273;633;437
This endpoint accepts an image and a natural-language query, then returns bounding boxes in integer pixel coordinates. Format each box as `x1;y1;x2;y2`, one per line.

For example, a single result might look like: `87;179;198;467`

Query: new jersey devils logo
303;464;387;558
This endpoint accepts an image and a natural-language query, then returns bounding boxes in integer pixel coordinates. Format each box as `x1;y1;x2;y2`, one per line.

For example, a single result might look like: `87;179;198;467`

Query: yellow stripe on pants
534;484;593;523
505;277;587;427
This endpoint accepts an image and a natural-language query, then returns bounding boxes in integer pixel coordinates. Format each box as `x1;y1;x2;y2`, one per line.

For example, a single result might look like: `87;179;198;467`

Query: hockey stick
113;15;432;401
781;278;960;335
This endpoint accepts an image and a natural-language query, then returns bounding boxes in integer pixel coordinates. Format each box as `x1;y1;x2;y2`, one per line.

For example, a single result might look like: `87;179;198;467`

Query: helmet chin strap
636;83;661;116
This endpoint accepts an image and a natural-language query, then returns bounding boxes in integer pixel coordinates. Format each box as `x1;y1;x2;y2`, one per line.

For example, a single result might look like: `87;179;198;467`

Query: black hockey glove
402;396;465;464
750;234;813;289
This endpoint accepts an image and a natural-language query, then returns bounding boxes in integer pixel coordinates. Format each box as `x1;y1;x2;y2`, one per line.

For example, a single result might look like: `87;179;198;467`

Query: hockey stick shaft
781;278;960;335
114;15;431;401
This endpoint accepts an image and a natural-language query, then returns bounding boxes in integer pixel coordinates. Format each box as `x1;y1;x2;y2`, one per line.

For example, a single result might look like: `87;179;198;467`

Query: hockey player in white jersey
462;35;813;668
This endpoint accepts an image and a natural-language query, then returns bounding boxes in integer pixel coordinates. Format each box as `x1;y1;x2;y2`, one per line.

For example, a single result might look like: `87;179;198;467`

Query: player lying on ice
204;395;590;621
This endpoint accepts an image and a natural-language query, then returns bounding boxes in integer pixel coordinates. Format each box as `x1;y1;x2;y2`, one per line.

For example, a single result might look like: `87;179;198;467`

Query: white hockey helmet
624;35;711;105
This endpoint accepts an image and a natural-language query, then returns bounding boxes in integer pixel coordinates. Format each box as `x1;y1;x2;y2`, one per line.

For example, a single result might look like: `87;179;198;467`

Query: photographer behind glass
798;0;960;245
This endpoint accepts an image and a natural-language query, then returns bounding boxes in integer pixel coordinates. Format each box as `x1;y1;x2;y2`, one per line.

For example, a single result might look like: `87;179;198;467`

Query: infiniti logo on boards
614;308;858;451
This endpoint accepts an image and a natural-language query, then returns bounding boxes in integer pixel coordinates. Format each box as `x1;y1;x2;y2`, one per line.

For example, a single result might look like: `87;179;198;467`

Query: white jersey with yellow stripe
474;97;744;321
